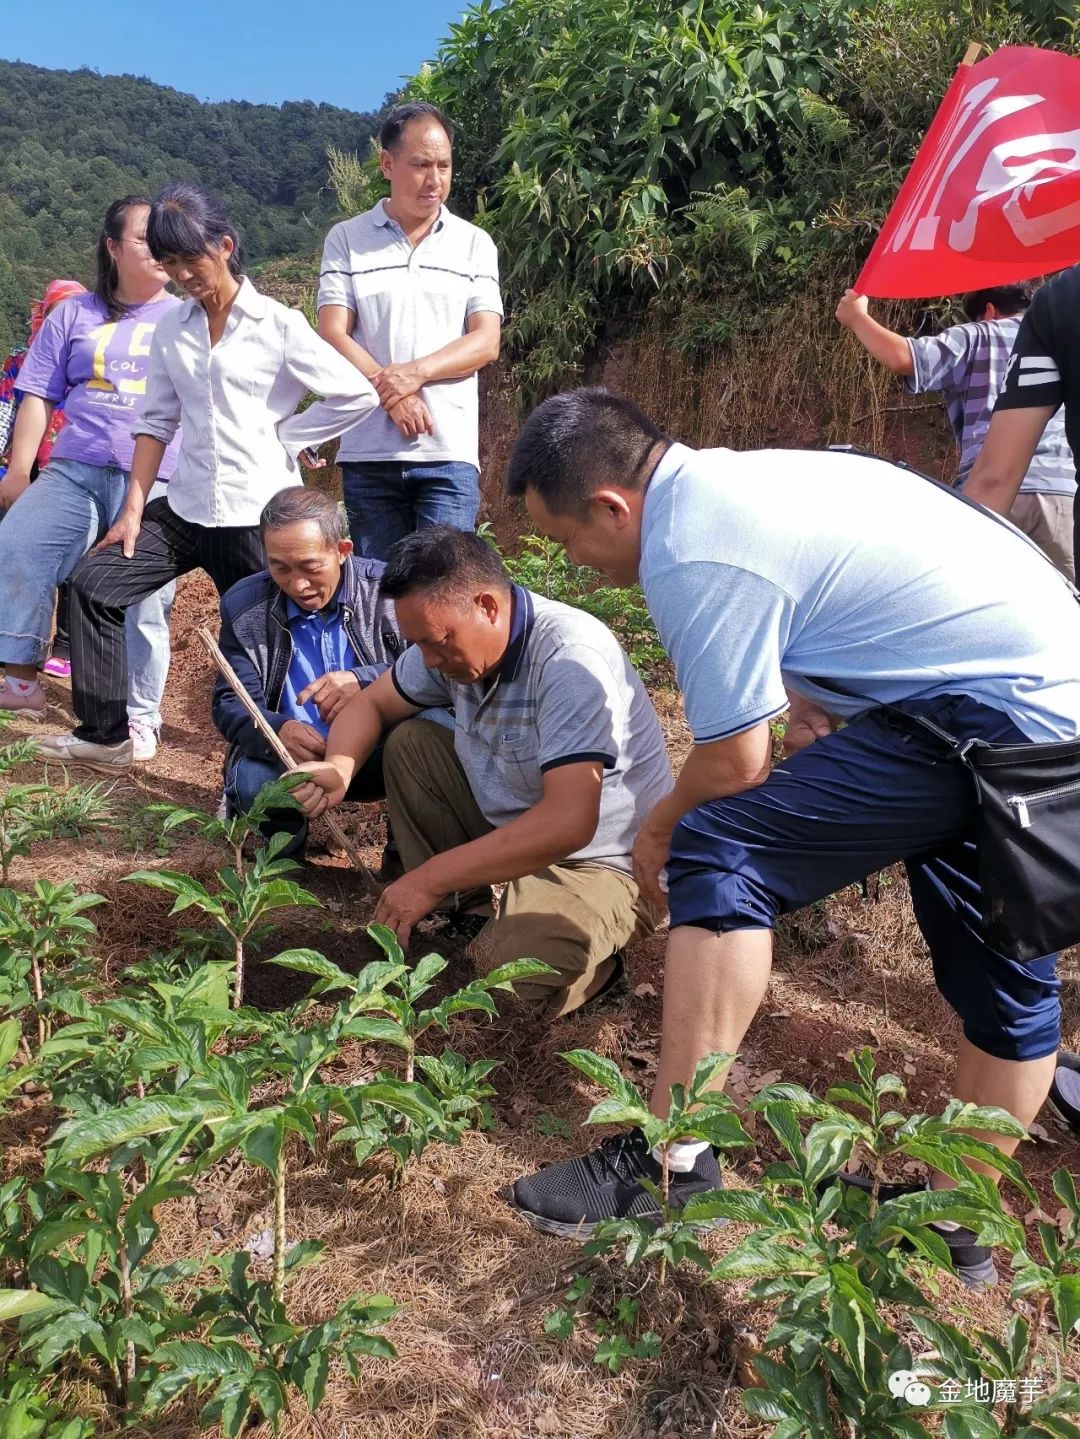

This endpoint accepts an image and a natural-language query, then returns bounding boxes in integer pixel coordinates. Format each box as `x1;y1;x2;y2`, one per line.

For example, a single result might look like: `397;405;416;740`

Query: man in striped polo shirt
317;102;503;560
293;525;672;1021
836;283;1076;579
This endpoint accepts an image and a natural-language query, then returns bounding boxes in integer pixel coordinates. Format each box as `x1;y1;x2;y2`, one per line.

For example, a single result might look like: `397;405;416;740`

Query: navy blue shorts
666;694;1060;1062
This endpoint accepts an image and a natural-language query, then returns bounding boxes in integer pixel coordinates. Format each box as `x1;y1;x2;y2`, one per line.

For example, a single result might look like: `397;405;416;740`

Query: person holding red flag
836;283;1076;578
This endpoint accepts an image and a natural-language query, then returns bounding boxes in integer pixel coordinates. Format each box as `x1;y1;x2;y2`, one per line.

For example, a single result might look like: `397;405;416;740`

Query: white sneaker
36;732;133;774
129;718;160;762
0;677;47;718
215;789;229;821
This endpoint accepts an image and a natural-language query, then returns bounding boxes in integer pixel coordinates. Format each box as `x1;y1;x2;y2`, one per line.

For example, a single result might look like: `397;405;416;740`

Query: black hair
380;101;455;152
260;488;348;546
962;282;1034;322
146;181;245;276
95;195;153;321
379;525;509;603
505;387;671;518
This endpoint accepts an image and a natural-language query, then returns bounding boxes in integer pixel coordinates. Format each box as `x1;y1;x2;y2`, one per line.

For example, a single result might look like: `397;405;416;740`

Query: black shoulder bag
824;447;1080;962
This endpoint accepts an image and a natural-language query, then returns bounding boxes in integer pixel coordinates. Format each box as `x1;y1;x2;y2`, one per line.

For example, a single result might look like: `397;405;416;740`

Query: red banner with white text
856;46;1080;298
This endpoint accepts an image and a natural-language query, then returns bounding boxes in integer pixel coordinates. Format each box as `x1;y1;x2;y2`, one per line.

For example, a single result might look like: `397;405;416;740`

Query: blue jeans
224;746;386;858
0;458;175;726
666;694;1061;1063
340;460;480;561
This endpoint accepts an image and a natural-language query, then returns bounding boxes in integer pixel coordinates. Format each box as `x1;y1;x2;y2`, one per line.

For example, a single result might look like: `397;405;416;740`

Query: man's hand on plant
388;394;434;440
835;287;868;328
372;869;446;948
0;469;31;511
297;670;359;724
372;361;425;410
279;720;327;764
291;759;348;817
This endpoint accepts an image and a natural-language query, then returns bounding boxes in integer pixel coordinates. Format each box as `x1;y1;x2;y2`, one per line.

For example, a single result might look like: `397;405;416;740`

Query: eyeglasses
118;237;152;251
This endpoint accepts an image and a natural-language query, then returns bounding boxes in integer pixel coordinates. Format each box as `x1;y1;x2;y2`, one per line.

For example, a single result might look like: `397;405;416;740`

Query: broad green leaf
241;1111;285;1175
266;949;354;990
0;1016;21;1067
477;957;555;988
365;923;404;964
0;1287;64;1320
363;1080;444;1127
561;1049;642;1108
584;1096;651;1128
50;1093;235;1165
122;869;215;913
710;1238;815;1280
1053;1274;1080;1343
338;1014;410;1047
680;1189;776;1227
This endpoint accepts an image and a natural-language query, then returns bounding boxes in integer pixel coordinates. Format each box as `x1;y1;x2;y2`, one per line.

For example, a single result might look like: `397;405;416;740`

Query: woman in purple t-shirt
0;196;181;759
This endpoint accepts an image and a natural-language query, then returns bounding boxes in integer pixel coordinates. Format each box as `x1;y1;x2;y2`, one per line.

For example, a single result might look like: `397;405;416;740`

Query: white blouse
133;277;376;526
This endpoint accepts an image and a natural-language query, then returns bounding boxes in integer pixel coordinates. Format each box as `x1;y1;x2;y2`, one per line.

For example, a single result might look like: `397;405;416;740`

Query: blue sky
3;1;467;111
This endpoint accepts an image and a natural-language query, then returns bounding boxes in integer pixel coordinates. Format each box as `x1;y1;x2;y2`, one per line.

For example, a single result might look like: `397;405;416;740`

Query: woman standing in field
0;277;88;679
0;199;179;759
39;181;380;773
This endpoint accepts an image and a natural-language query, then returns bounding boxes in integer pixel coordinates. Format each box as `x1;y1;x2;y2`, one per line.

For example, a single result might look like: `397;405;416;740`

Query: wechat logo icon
888;1370;932;1407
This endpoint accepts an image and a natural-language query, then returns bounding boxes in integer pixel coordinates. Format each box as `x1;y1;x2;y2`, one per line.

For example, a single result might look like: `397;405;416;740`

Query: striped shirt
317;202;502;469
907;317;1075;496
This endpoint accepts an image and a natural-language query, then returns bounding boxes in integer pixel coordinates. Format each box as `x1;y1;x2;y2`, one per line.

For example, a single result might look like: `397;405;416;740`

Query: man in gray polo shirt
293;525;672;1019
317;102;503;561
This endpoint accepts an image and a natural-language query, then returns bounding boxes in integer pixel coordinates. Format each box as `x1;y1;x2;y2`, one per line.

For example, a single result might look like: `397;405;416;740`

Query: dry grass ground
2;566;1078;1438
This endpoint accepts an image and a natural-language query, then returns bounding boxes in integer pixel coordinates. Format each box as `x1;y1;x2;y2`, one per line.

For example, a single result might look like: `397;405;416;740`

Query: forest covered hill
0;59;379;351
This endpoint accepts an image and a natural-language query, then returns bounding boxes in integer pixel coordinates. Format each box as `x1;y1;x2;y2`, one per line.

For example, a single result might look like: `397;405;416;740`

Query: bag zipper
1008;778;1080;829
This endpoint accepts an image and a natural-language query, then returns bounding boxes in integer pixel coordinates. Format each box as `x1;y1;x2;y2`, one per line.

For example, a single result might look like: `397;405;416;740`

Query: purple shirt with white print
16;292;182;476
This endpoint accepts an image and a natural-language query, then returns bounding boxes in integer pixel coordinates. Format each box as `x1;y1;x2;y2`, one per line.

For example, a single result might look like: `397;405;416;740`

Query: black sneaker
505;1127;725;1239
825;1173;998;1291
1049;1050;1080;1137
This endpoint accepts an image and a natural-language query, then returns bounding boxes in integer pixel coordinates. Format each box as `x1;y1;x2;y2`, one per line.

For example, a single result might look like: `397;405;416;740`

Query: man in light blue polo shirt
503;387;1080;1290
293;525;672;1020
317;102;503;560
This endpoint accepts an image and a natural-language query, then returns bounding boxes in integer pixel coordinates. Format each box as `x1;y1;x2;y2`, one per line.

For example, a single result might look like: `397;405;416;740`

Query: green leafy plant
125;779;320;1007
145;1252;396;1437
561;1047;751;1281
272;928;551;1173
0;882;104;1049
0;1364;94;1439
0;720;112;884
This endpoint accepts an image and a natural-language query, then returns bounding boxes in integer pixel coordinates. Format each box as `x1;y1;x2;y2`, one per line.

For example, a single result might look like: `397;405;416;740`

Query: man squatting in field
294;523;674;1021
502;387;1080;1291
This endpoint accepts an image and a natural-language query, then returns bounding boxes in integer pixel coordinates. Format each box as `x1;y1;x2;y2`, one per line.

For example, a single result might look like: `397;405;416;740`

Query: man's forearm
648;729;772;834
413;328;500;385
318;320;382;382
963;405;1054;515
849;314;913;375
323;695;386;791
420;800;590;897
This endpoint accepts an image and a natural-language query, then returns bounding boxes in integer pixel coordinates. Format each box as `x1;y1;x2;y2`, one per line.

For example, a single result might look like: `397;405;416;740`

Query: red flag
856;46;1080;298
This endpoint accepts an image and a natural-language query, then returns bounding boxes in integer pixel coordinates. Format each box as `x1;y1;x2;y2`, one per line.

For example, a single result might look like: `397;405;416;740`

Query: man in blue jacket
213;487;403;857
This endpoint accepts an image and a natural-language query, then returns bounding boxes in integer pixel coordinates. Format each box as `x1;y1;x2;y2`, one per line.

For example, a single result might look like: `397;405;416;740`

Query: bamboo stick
198;626;380;895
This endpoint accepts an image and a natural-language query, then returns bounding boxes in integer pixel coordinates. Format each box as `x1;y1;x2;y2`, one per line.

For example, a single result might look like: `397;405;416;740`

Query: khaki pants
382;717;659;1019
1009;492;1076;582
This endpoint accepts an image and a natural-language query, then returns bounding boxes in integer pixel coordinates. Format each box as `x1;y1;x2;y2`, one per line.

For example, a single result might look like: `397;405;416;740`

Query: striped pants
69;496;264;746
